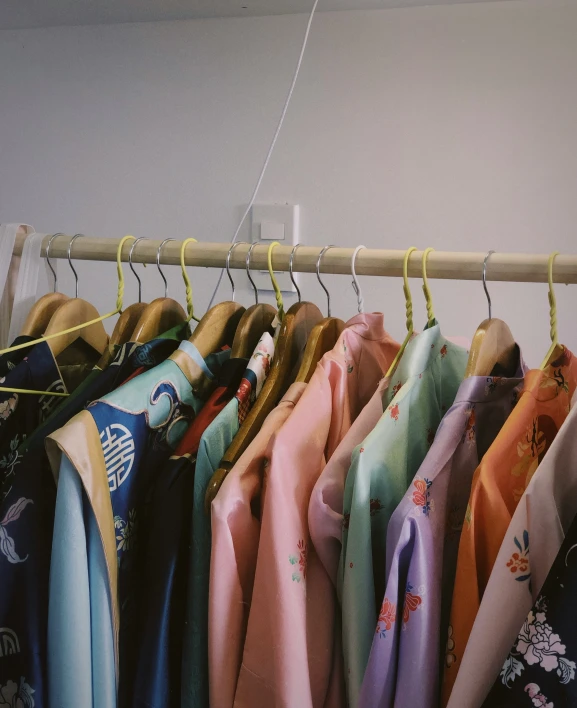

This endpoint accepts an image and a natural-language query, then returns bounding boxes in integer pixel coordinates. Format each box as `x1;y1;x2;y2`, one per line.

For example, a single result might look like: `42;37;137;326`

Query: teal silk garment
181;334;274;708
339;323;468;708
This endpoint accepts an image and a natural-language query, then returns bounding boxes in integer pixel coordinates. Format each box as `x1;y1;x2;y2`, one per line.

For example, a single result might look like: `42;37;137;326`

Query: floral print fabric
482;509;577;707
234;313;400;708
340;322;468;708
359;363;525;708
446;389;577;708
443;349;577;706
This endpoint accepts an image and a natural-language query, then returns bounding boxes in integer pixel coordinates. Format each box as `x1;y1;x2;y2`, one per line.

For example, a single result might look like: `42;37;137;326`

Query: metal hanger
157;238;176;298
351;245;366;314
129;237;148;303
483;250;495;319
316;245;336;317
245;242;260;304
226;241;249;302
289;244;302;302
46;232;65;292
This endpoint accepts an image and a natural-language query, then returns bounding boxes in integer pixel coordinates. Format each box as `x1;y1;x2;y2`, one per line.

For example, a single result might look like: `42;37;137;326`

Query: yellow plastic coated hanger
421;247;436;327
540;251;564;370
384;246;417;379
0;234;136;396
180;238;201;323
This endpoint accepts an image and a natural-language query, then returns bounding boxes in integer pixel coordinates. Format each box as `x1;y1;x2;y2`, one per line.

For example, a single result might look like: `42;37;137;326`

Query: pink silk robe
208;382;306;708
233;313;400;708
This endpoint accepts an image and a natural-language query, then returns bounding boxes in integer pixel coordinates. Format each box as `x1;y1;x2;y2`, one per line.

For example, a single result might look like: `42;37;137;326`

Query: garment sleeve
48;455;93;708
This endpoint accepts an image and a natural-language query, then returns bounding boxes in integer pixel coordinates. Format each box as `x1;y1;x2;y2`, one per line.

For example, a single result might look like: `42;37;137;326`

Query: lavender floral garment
359;361;526;708
339;323;468;708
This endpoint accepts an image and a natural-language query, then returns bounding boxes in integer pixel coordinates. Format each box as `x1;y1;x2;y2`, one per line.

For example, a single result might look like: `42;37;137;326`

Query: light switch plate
250;204;299;292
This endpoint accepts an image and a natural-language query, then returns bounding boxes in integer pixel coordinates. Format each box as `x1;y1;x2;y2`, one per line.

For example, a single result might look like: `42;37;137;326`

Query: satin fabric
130;356;248;708
359;362;526;708
340;322;468;708
181;334;275;708
449;389;577;708
209;382;306;708
442;349;577;705
234;313;400;708
47;342;229;708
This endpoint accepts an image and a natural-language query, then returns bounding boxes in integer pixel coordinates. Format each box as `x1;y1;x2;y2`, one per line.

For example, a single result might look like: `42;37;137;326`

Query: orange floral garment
441;349;577;706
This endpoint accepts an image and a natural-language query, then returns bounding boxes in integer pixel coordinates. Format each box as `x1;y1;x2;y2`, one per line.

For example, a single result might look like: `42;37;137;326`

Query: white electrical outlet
250;204;299;292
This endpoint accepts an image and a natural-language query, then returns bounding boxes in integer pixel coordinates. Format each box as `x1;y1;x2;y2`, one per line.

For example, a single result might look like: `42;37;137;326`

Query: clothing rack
12;233;577;284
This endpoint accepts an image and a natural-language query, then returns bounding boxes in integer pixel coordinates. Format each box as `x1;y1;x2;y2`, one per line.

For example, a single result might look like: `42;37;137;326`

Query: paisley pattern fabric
443;349;577;706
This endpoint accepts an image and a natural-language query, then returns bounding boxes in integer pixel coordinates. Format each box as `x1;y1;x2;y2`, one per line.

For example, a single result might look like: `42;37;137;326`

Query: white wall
1;0;576;366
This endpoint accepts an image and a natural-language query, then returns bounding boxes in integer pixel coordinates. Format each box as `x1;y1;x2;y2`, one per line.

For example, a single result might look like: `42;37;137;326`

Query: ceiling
0;0;515;31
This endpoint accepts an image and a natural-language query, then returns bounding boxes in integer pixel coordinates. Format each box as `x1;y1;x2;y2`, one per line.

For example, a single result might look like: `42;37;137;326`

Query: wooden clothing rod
12;234;577;284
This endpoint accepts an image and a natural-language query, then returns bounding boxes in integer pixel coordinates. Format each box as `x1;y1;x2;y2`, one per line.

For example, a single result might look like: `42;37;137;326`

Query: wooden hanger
228;242;276;359
465;252;519;377
20;292;70;337
130;238;188;343
205;299;323;511
295;245;346;383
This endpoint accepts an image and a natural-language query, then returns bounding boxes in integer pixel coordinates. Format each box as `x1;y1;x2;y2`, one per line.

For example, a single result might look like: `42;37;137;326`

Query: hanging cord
206;0;320;310
180;238;201;323
0;234;135;357
351;245;366;313
385;247;417;379
421;247;435;327
540;251;561;370
267;242;285;321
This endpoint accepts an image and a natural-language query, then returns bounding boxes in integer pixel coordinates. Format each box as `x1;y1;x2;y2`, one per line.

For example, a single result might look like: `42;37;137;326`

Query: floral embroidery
359;447;364;453
376;597;396;638
389;403;400;421
0;396;18;423
500;597;576;688
0;498;33;564
0;677;35;707
411;477;432;516
0;436;23;499
289;540;307;583
370;498;384;516
506;531;531;583
485;376;503;396
512;418;548;495
402;583;423;625
551;368;569;393
525;683;554;708
114;509;138;554
440;344;448;358
342;512;350;530
445;625;456;668
463;407;476;444
392;381;402;397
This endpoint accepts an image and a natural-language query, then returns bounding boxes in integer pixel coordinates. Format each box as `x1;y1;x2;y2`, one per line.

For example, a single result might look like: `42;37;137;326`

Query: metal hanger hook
289;244;302;302
316;245;336;317
245;243;260;305
67;234;85;298
483;250;495;319
351;245;366;313
46;233;65;293
226;241;249;302
156;238;176;298
128;237;148;303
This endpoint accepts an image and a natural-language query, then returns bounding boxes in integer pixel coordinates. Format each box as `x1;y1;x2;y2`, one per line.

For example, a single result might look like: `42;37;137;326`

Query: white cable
206;0;320;310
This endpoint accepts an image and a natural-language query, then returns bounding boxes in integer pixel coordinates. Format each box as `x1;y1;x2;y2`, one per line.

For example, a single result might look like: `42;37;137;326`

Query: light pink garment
209;382;306;708
308;375;390;588
447;389;577;708
234;313;399;708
